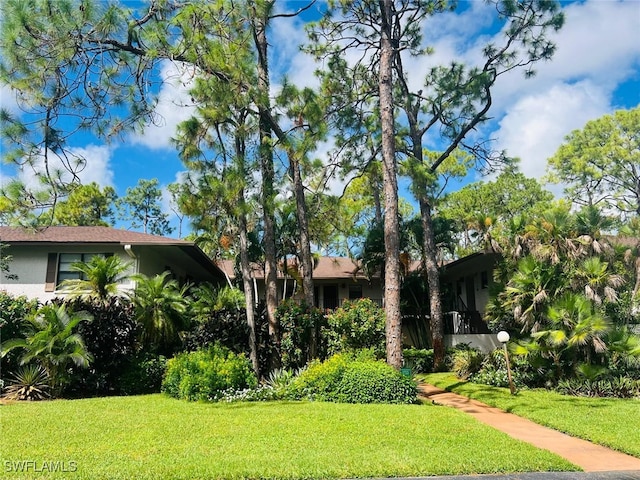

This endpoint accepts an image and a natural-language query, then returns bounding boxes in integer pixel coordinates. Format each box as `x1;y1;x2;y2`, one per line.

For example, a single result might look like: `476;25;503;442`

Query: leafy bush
0;291;39;384
451;347;485;379
55;297;139;397
325;298;386;358
288;351;417;404
288;353;352;401
217;386;280;403
277;300;326;370
119;354;167;395
471;349;547;388
556;376;640;398
403;348;434;373
335;361;417;404
162;345;257;401
183;308;249;354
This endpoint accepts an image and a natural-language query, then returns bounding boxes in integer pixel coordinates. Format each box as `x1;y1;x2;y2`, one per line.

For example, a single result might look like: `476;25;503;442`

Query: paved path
418;383;640;473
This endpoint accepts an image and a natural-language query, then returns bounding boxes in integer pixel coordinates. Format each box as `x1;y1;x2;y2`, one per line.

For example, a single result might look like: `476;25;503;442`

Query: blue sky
1;0;639;236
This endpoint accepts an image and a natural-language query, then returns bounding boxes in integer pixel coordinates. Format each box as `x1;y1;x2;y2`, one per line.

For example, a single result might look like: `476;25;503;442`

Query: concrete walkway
418;383;640;473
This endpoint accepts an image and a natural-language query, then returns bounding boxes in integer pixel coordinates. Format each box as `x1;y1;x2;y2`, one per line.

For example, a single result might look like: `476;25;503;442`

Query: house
1;224;501;350
440;251;502;352
0;226;226;302
218;254;502;351
217;256;383;311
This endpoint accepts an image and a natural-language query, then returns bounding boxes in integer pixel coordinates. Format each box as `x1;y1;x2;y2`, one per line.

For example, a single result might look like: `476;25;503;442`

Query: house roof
0;226;191;245
0;226;225;280
218;256;372;281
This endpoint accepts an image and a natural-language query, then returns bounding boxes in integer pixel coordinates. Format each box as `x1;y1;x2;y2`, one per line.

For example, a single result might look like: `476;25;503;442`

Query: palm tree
1;304;93;396
129;272;189;355
573;256;625;305
526;293;611;380
59;255;132;302
500;255;564;333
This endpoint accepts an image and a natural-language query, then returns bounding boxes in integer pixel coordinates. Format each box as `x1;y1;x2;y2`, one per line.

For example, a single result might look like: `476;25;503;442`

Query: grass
421;373;640;458
0;394;576;479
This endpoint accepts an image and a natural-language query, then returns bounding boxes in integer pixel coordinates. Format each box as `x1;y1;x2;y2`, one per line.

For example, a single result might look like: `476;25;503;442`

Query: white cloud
128;61;197;150
489;0;640;113
486;0;640;188
0;84;19;114
494;81;610;182
400;0;640;194
13;144;115;192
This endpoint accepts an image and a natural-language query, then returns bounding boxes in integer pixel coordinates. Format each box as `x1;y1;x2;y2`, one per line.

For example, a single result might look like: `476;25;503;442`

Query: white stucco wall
0;245;136;302
445;333;502;353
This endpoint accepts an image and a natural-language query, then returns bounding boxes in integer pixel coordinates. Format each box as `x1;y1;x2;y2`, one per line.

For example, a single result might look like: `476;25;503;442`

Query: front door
323;285;339;310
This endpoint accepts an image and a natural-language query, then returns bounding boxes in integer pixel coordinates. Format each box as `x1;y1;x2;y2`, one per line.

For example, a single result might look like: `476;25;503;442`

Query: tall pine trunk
290;154;315;309
419;196;446;369
238;204;259;376
379;0;402;369
290;154;317;357
253;14;279;366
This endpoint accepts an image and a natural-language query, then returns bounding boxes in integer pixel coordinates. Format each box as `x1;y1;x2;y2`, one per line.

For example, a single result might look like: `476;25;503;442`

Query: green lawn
421;373;640;458
0;394;576;479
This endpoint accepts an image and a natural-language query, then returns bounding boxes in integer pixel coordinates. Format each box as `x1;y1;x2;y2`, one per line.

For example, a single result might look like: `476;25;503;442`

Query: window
481;270;489;289
348;284;363;300
45;253;111;292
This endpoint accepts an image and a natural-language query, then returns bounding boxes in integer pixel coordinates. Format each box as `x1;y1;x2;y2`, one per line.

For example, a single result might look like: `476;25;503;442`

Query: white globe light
497;331;510;344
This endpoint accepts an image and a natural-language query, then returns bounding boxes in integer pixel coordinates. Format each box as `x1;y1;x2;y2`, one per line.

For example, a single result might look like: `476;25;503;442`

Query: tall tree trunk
253;13;279;364
238;204;259;376
419;195;446;370
379;0;402;370
290;155;315;308
290;154;317;358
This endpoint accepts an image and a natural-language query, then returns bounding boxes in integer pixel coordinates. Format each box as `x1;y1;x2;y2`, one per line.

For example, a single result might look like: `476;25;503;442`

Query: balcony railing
444;310;491;334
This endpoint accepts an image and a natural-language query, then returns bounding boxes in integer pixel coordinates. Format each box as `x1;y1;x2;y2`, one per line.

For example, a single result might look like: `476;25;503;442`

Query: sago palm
1;304;93;396
130;272;190;354
59;255;132;302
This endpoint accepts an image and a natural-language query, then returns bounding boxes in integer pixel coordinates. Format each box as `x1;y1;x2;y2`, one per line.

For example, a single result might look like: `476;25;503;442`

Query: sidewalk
418;383;640;474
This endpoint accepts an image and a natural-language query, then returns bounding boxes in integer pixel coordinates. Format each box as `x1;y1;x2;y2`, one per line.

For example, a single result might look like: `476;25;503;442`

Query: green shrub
119;354;167;395
0;291;39;385
2;365;50;401
288;353;352;400
54;297;139;397
335;361;417;404
471;349;548;388
403;348;434;373
325;298;386;358
556;376;640;398
451;348;485;379
288;351;417;404
162;345;257;401
277;300;326;370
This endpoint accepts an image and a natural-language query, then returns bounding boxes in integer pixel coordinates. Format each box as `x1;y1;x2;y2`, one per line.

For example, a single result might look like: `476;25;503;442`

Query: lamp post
497;331;516;395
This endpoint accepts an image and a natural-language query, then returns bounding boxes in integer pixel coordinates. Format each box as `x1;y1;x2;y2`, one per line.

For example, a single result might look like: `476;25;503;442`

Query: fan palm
573;256;625;305
1;304;93;396
129;272;190;354
527;293;611;379
59;255;132;302
502;255;563;332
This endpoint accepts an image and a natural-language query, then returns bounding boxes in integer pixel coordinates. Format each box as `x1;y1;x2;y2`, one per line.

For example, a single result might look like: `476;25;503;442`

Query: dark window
57;253;105;283
481;270;489;289
323;285;339;310
348;284;363;300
